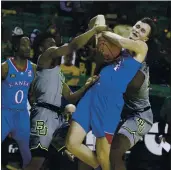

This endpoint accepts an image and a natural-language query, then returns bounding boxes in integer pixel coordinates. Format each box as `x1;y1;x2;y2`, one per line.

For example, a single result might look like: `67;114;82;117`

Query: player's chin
24;54;31;59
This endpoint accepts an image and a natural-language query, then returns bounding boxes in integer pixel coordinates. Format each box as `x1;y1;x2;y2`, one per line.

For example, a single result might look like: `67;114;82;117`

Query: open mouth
133;33;138;37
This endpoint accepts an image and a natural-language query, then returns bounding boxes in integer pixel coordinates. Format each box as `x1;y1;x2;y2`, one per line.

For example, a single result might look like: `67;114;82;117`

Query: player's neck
13;56;27;66
11;57;28;72
15;55;26;61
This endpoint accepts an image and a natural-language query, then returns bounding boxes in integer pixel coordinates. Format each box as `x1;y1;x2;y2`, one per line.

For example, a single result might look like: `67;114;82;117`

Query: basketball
97;36;121;61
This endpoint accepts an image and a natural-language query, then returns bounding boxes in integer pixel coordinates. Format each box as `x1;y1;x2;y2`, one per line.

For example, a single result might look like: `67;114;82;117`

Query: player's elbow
67;96;77;105
64;92;77;104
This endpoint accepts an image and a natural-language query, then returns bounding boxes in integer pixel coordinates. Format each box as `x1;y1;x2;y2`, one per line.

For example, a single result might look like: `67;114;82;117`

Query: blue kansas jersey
2;58;34;109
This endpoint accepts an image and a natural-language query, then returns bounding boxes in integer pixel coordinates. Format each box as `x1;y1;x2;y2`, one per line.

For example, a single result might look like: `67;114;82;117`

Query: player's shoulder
29;61;37;75
30;61;37;67
30;61;36;69
39;46;58;62
140;62;149;71
133;40;148;62
2;60;7;65
2;61;9;79
1;60;8;68
136;40;148;52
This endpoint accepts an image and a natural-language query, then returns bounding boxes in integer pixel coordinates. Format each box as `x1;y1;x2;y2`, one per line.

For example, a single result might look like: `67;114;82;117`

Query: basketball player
2;35;36;168
25;24;106;170
66;16;157;170
110;62;153;170
40;104;76;170
78;23;154;170
98;19;154;170
77;62;153;170
104;18;157;170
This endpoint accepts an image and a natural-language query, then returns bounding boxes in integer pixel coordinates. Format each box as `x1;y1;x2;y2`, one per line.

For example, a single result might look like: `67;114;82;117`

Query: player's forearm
70;28;97;51
102;31;123;48
67;86;87;104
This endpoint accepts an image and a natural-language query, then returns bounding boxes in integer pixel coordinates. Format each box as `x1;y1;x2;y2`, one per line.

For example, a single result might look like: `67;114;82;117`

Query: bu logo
28;70;32;77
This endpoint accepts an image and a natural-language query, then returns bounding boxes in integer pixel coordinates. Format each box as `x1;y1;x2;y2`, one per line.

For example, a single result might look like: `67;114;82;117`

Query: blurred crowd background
2;1;171;86
1;1;171;170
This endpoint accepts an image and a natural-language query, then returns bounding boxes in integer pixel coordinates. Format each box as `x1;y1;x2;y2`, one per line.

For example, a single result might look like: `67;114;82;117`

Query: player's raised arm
51;25;107;58
102;31;148;57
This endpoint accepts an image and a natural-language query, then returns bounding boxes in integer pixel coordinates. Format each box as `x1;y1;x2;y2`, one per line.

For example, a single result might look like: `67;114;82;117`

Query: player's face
19;37;31;59
43;38;56;51
129;21;151;41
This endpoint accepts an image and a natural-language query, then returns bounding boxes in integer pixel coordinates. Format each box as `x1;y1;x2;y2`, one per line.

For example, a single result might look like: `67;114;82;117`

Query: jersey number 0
15;90;24;104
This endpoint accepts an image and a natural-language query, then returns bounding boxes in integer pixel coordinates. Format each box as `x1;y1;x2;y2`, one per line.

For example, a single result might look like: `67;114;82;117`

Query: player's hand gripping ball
88;15;106;29
94;25;108;34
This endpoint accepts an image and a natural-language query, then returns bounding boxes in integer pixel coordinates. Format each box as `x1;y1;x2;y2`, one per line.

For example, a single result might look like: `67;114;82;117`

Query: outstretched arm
38;25;107;69
51;25;107;58
102;31;148;60
62;83;86;105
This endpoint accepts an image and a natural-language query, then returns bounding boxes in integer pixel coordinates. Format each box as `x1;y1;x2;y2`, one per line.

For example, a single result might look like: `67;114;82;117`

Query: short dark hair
12;35;25;52
32;32;54;57
33;32;54;50
140;17;157;39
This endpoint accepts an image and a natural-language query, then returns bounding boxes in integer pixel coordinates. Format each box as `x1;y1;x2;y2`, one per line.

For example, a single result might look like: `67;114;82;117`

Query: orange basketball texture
97;36;121;60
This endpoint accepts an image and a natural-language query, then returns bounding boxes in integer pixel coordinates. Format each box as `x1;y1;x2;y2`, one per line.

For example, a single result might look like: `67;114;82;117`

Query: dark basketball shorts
118;108;153;147
30;106;64;156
